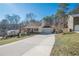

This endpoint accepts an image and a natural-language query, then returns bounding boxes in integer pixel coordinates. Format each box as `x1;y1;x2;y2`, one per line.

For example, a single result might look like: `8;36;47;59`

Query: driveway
0;34;55;56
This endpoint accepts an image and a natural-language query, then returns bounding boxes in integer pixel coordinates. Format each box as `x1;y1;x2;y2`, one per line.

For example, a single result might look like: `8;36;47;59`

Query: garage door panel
40;28;53;34
74;25;79;31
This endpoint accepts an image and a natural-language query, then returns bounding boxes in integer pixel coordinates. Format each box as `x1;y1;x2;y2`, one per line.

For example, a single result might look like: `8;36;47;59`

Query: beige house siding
68;15;74;31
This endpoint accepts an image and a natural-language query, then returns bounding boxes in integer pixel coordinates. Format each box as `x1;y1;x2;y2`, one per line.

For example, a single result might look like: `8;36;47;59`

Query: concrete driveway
0;34;55;56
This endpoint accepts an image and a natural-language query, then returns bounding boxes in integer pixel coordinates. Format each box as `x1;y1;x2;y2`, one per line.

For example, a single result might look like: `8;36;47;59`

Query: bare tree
5;14;21;30
26;13;36;22
0;19;9;39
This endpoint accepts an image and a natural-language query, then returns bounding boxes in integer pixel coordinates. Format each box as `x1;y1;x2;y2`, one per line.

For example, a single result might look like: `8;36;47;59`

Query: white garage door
74;25;79;31
39;28;53;34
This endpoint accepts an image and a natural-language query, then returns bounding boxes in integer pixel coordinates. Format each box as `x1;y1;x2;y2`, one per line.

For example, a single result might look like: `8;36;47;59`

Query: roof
70;14;79;17
42;26;52;28
23;21;41;28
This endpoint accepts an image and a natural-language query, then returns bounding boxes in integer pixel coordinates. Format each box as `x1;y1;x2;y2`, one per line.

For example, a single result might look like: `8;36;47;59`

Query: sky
0;3;78;22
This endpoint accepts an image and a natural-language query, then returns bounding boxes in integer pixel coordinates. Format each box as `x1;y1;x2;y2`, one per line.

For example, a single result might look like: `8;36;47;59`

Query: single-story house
24;25;40;33
22;20;54;34
68;14;79;32
23;21;40;33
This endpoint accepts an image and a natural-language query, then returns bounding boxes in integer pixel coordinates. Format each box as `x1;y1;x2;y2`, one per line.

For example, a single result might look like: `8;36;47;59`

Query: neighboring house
7;30;19;36
68;14;79;32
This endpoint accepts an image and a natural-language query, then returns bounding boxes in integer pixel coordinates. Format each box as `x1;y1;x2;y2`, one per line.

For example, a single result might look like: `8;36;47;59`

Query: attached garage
74;25;79;31
39;26;53;34
68;14;79;32
74;17;79;31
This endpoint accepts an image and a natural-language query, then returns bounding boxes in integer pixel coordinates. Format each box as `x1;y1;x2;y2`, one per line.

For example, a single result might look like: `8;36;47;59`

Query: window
34;28;38;31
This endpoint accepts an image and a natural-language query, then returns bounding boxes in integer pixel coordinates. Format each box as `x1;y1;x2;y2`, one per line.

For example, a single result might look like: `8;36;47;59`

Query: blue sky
0;3;77;22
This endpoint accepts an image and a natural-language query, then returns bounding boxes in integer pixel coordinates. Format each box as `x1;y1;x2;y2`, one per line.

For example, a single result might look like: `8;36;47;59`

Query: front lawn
50;33;79;56
0;35;33;45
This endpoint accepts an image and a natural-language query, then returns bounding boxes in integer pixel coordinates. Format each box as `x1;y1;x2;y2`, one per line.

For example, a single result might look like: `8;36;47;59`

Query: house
68;14;79;32
7;30;20;36
22;20;54;34
22;20;41;34
24;24;40;33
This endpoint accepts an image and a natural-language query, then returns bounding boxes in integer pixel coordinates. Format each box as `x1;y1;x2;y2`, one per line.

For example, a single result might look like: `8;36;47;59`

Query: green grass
50;32;79;56
0;35;33;45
